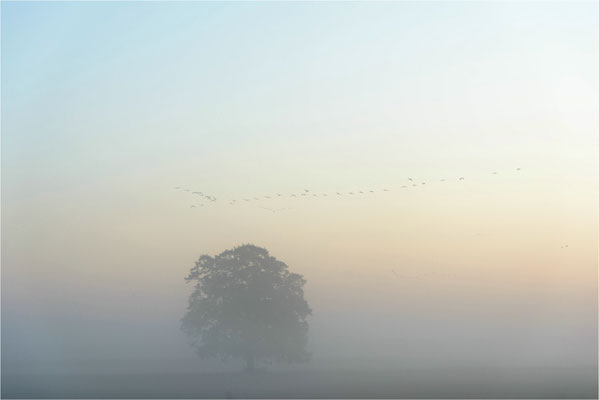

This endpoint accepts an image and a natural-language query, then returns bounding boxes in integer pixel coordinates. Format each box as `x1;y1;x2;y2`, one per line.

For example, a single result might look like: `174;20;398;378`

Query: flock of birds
391;268;457;280
174;168;523;209
174;166;571;251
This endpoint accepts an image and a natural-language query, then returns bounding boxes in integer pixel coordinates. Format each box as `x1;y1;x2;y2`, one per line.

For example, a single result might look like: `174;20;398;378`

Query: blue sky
3;2;596;195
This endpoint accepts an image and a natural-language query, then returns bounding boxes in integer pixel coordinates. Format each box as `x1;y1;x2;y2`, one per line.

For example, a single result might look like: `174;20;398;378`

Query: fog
2;1;597;398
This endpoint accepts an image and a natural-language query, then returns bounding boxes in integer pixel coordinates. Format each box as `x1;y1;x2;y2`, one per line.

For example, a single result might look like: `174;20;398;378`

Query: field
3;366;597;399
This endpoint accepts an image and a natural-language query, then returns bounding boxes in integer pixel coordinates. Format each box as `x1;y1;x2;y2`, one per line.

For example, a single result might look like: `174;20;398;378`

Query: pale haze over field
1;0;597;389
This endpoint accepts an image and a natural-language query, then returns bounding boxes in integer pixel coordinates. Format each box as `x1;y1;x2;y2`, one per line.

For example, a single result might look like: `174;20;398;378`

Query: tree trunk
244;356;255;372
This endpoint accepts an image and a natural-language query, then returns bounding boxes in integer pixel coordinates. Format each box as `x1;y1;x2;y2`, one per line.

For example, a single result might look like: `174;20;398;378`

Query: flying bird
421;182;426;185
459;177;465;180
336;192;342;195
383;189;389;191
440;179;445;182
190;205;196;208
408;178;413;181
516;167;521;171
492;172;497;175
304;189;310;192
401;186;406;188
262;207;293;213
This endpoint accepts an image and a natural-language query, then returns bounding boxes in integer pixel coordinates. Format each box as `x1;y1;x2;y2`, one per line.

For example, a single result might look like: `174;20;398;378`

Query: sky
1;1;597;376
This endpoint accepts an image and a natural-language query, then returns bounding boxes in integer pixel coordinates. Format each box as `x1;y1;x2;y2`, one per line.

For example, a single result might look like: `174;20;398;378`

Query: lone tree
182;244;311;371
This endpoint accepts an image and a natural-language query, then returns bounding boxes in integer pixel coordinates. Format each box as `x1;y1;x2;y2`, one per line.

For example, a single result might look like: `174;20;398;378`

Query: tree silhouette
182;244;312;371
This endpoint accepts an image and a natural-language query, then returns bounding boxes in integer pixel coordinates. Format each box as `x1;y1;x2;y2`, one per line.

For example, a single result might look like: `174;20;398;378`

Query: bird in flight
516;167;521;171
440;179;445;182
336;192;342;195
190;205;196;208
304;189;310;192
262;207;293;213
401;186;406;188
383;189;389;191
421;182;426;185
174;187;181;190
408;178;413;181
369;190;374;193
492;172;497;175
459;177;465;180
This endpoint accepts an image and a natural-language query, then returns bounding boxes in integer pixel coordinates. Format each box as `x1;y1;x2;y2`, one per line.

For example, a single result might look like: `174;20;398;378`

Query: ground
2;366;597;398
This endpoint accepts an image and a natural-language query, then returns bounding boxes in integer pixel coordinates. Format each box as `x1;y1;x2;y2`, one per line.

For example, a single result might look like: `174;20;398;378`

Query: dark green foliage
182;244;311;370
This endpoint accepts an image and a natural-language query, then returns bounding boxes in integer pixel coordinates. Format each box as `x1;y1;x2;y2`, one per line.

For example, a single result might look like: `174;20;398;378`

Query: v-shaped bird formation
174;168;523;210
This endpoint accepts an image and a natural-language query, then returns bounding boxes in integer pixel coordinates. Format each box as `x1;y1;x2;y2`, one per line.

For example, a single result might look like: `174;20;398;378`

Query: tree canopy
182;244;311;371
